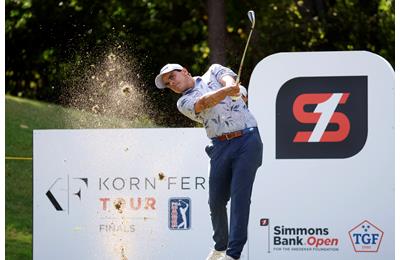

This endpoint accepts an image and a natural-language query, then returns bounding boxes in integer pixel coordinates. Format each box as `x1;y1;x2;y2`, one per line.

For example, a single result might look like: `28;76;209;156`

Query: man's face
162;68;193;93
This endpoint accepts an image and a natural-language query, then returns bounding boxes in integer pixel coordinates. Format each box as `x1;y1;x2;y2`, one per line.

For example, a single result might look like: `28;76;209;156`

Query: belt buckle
224;134;232;140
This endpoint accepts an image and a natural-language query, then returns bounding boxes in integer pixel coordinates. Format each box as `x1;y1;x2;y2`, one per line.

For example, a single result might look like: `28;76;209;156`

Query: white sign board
249;51;394;259
34;51;394;259
33;129;214;259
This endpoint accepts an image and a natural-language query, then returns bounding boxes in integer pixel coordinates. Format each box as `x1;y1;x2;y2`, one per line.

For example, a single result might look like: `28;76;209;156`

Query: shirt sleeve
176;91;203;123
209;64;237;82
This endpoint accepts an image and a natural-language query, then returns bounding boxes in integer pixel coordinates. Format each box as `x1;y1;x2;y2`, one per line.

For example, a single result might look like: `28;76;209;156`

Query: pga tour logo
348;220;384;252
276;76;368;159
168;198;191;230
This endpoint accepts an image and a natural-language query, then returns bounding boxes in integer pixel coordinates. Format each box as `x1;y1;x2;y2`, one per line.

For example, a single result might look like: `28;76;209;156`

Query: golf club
232;10;256;101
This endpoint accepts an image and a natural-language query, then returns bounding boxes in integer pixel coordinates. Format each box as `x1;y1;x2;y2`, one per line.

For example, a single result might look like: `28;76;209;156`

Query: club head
247;10;255;28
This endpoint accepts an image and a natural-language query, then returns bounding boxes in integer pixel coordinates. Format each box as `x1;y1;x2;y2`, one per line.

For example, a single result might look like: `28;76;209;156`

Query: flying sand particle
122;85;132;95
61;47;153;128
120;246;128;260
91;104;100;113
114;199;125;214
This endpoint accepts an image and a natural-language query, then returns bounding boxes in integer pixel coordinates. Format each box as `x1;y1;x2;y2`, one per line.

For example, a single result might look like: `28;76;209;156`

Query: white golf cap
155;63;183;89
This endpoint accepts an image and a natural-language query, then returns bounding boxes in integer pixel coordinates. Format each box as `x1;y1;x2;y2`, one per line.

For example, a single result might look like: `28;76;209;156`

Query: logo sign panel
276;76;368;159
249;51;394;260
34;129;211;260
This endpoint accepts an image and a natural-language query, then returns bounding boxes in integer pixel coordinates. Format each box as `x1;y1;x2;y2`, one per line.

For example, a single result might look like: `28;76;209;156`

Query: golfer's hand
225;82;241;97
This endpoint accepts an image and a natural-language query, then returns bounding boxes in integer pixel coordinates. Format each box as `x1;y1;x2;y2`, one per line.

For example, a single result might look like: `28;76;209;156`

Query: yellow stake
5;156;32;160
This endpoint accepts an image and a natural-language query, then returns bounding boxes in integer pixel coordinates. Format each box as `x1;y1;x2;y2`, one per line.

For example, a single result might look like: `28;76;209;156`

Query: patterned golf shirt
177;64;258;138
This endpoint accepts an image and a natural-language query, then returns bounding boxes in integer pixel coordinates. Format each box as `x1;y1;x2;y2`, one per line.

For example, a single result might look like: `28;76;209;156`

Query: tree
207;0;226;65
5;0;394;126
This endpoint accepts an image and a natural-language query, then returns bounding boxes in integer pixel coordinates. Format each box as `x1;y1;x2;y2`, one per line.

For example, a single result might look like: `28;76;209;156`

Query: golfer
155;63;263;260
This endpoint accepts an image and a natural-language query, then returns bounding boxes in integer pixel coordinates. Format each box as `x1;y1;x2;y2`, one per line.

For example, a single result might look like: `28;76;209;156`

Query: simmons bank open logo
276;76;368;159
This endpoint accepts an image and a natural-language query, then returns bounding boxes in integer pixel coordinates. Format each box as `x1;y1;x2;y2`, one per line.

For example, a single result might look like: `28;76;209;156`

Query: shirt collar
182;77;202;95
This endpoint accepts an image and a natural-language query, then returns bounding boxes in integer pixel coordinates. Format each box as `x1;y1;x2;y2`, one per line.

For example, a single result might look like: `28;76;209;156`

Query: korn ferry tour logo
46;175;205;213
44;175;203;234
46;175;88;214
169;198;191;230
349;220;384;252
276;76;368;159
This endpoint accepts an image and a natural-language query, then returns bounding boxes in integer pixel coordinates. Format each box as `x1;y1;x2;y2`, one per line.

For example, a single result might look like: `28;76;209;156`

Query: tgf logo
276;76;367;159
349;220;384;252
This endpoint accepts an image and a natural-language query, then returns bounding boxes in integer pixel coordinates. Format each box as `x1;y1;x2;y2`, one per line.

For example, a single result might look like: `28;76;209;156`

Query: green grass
5;95;156;259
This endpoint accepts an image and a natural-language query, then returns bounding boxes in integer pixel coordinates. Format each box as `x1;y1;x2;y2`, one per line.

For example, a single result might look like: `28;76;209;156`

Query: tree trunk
298;0;325;20
207;0;226;65
313;0;325;21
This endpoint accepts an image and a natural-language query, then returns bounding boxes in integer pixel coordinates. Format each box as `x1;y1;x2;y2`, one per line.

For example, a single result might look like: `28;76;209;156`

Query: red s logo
276;76;367;159
292;93;350;142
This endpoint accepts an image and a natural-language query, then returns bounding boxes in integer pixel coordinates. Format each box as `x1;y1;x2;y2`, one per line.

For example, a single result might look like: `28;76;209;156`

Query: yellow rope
5;156;32;161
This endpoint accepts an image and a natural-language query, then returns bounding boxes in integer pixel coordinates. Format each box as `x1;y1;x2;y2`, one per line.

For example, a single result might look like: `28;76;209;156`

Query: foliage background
5;0;395;126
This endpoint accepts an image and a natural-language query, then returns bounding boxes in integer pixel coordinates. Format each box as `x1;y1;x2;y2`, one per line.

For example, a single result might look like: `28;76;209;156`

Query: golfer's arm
194;88;230;113
194;75;236;113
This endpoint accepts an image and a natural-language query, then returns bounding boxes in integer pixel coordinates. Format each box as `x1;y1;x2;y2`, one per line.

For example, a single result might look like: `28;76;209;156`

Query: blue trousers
205;128;263;259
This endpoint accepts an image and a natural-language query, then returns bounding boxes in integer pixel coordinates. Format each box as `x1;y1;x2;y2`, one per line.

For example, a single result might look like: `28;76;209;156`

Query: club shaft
236;27;254;84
